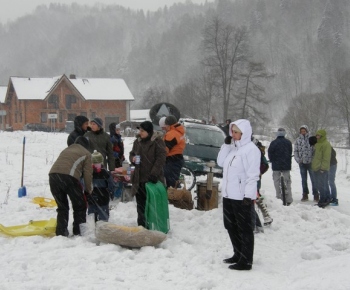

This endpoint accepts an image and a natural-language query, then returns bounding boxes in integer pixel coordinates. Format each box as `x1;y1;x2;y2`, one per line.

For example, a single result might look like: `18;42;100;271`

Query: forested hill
0;0;349;133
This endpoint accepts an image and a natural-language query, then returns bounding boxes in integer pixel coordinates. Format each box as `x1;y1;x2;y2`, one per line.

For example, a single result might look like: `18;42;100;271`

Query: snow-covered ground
0;131;349;290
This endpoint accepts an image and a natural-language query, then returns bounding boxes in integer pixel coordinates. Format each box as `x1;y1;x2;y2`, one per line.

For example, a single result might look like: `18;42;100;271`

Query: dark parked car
179;119;226;189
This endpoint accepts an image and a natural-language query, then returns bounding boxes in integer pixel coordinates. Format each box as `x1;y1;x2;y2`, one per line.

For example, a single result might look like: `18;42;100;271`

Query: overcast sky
0;0;209;24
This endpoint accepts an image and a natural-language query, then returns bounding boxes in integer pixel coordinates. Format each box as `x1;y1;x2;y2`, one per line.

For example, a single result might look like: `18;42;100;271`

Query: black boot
228;263;252;270
223;256;240;264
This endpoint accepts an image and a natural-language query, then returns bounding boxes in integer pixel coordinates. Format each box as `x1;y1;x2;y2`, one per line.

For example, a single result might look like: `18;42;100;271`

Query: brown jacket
49;144;93;193
129;132;166;195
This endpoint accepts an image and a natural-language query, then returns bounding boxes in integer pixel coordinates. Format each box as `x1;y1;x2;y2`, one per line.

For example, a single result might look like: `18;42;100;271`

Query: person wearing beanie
49;136;93;236
109;122;125;168
129;120;166;228
84;117;115;171
311;129;332;208
294;125;318;202
67;115;90;146
217;119;260;271
88;150;114;222
268;127;293;205
162;115;186;188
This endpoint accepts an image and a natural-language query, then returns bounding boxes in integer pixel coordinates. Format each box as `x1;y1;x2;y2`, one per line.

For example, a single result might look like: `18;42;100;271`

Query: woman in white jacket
217;119;260;271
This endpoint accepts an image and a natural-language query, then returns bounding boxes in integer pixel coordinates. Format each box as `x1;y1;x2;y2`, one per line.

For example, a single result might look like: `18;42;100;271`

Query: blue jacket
268;136;293;171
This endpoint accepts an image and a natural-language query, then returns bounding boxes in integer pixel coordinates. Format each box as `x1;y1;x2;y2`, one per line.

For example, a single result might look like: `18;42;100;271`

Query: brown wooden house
1;74;134;131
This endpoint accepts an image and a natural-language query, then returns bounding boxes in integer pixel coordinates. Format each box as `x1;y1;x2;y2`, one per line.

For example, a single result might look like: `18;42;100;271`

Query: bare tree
235;61;273;124
282;92;330;139
201;16;248;121
330;69;350;146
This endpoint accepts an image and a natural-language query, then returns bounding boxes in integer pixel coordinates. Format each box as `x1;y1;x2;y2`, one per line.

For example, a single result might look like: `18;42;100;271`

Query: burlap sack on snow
95;221;167;248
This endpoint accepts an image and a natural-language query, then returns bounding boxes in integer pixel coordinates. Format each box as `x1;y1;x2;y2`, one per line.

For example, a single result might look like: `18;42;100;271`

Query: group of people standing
267;125;338;208
49;114;186;237
217;120;339;272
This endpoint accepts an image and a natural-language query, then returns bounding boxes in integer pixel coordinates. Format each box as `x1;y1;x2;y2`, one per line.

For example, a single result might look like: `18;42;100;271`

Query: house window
65;95;76;109
91;112;96;118
15;112;18;123
68;113;77;121
59;112;63;123
41;112;47;123
48;95;59;109
80;112;87;117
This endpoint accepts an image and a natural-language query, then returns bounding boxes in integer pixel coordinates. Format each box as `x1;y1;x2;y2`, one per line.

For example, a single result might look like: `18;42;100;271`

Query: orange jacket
164;123;186;157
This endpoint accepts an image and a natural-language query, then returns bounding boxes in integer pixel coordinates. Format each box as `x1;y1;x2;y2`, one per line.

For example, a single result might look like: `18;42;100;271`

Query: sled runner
0;218;57;237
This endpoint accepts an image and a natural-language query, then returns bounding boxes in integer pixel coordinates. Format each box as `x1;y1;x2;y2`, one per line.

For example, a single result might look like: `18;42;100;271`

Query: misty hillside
0;0;349;142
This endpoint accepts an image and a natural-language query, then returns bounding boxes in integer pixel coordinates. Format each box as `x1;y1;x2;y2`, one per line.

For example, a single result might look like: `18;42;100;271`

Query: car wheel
180;166;196;191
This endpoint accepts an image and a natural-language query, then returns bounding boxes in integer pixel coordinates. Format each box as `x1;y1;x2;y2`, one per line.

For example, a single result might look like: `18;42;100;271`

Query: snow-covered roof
130;109;150;121
10;77;60;100
10;75;134;101
0;86;7;103
70;78;134;101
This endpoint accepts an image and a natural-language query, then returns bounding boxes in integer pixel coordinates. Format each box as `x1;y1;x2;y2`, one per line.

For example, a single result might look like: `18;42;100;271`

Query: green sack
145;181;170;234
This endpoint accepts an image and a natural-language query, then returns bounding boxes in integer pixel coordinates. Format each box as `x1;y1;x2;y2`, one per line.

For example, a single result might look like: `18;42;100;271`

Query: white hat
159;116;166;128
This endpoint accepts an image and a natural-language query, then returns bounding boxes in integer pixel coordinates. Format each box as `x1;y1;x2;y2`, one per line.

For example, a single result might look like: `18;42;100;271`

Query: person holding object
129;121;166;228
49;136;93;236
217;119;260;271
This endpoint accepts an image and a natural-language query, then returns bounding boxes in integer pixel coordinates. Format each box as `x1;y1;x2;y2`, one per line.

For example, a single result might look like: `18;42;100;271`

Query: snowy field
0;131;350;290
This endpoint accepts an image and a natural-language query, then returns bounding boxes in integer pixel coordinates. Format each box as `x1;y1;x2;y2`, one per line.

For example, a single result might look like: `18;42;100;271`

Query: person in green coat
311;129;332;207
84;117;115;171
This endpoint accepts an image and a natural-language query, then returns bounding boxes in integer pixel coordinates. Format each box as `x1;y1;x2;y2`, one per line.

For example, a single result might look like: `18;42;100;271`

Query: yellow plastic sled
32;197;57;208
0;218;57;237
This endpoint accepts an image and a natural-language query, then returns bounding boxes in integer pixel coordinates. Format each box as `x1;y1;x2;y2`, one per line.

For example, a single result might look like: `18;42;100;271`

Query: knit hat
74;136;90;150
159;116;166;128
309;136;317;146
91;150;103;164
91;117;103;128
165;115;177;126
115;124;121;130
276;128;286;137
138;121;153;134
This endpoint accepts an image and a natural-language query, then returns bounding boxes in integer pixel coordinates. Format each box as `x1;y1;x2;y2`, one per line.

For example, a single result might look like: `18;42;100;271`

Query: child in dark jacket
87;150;114;222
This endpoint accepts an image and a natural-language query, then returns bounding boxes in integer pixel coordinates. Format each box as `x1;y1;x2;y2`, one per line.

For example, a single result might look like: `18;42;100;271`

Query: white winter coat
217;119;260;200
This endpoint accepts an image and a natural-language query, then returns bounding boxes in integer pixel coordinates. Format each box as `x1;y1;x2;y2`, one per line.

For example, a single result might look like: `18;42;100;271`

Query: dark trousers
314;171;330;204
164;158;184;188
299;163;317;195
223;197;254;265
49;173;87;236
135;183;147;228
87;204;109;222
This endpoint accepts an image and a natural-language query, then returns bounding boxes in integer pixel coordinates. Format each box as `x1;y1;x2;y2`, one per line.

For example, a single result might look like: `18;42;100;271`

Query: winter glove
242;197;252;206
224;136;232;144
148;174;158;184
85;192;95;205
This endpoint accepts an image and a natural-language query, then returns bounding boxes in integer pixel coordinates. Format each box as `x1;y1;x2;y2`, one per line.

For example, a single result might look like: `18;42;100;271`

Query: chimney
69;74;76;79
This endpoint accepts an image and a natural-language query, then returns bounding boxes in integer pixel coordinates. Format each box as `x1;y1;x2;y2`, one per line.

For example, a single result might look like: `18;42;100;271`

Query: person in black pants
217;119;261;271
129;121;166;228
49;137;92;236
